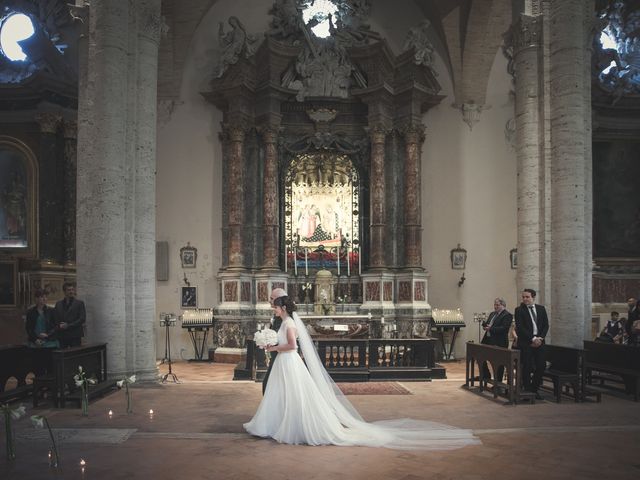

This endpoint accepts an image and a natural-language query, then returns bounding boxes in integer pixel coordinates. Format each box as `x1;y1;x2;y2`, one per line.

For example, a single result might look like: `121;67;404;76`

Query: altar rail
234;338;444;382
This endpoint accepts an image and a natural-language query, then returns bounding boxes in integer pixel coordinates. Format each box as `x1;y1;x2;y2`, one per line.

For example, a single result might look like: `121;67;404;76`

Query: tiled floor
1;359;639;480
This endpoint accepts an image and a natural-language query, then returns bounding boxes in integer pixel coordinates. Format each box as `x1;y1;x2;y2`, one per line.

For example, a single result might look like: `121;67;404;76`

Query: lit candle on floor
80;459;86;475
149;409;154;419
108;409;113;418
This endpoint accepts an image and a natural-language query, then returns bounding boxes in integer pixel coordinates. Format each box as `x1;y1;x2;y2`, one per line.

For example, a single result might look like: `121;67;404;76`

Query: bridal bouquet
254;328;278;348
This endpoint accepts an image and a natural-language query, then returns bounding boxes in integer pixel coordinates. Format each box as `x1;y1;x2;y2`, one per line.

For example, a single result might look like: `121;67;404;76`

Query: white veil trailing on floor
290;311;481;450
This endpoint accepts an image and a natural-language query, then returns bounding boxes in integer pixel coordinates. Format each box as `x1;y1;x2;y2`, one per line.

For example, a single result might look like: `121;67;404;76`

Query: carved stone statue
403;20;436;71
216;16;259;78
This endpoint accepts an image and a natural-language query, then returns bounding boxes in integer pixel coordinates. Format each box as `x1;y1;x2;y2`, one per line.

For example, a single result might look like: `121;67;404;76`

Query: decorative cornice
508;14;543;55
35;112;62;134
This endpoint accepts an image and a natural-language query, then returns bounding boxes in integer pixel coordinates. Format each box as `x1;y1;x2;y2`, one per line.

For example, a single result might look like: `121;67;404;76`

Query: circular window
0;13;35;61
302;0;338;38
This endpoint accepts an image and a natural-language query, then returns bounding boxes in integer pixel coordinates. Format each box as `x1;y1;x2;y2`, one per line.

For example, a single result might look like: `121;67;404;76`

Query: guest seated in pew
596;311;624;344
25;289;60;348
481;298;513;383
625;297;639;346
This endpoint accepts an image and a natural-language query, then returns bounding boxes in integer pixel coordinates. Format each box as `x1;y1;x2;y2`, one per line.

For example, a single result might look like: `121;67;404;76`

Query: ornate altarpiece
203;2;444;351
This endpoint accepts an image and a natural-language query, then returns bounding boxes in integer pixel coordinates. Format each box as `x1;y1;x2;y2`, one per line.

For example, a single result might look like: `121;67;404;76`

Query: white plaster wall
155;0;270;359
423;50;518;357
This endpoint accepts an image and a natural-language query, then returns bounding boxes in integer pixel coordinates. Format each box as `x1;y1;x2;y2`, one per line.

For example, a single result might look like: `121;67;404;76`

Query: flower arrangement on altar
2;403;25;460
117;375;137;414
31;414;59;467
73;365;97;416
254;328;278;348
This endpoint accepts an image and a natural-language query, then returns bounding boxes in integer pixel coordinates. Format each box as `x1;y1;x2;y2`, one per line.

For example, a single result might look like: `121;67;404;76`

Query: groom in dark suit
262;287;287;395
514;288;549;400
481;297;513;382
54;282;86;348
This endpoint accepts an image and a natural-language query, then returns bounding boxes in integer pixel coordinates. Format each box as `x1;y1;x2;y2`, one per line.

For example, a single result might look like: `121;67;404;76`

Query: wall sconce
450;244;467;269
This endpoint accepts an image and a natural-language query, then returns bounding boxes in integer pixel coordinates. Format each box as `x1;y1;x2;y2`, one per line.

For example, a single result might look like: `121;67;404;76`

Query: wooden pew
464;342;534;404
583;340;640;401
541;344;584;403
0;345;52;403
32;343;115;408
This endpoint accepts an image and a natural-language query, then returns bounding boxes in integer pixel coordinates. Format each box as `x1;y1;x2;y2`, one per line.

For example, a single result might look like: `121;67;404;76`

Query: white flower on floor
117;375;137;414
254;329;278;348
31;415;59;467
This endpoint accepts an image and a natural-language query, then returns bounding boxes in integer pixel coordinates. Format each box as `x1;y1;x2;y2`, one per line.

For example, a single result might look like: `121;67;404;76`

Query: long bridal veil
291;311;480;450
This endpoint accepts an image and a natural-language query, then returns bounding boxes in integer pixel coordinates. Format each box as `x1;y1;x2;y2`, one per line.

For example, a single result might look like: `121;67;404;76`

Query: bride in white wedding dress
244;296;480;450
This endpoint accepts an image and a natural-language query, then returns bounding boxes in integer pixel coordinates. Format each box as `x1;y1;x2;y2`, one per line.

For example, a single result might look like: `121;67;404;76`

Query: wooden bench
541;344;590;403
32;343;115;408
583;340;640;402
0;345;52;403
464;342;535;404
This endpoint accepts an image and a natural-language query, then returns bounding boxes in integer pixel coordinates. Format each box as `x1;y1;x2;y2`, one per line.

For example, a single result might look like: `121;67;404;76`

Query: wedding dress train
244;315;480;450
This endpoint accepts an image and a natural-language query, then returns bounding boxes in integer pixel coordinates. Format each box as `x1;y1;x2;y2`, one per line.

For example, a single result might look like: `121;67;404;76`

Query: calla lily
31;415;44;428
116;380;124;388
129;375;136;383
10;405;26;420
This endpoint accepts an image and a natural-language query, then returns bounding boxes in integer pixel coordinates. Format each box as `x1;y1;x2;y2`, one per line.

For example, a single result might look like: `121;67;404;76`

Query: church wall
155;0;267;359
423;50;517;357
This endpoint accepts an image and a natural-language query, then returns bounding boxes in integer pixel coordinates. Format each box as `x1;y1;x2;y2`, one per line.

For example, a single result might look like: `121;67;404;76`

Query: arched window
0;137;37;255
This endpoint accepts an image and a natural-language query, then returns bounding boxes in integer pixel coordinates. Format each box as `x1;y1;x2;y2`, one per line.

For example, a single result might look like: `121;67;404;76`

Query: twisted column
223;124;246;268
369;126;387;269
403;124;425;268
260;127;279;269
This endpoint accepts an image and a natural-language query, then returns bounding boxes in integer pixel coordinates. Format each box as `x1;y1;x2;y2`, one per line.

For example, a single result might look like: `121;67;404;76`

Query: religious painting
0;260;17;307
593;140;640;259
450;244;467;270
284;153;360;273
510;248;518;269
0;144;29;249
181;286;197;309
180;242;197;268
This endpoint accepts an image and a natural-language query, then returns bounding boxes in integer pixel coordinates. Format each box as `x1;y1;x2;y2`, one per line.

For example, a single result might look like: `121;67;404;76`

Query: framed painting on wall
181;286;197;309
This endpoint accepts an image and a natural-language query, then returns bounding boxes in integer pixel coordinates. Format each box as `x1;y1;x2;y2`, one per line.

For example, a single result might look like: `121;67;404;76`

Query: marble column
62;120;77;266
76;0;160;379
548;0;593;347
223;124;246;268
369;126;387;269
511;14;544;295
132;0;161;376
35;112;62;264
403;124;424;269
260;126;279;269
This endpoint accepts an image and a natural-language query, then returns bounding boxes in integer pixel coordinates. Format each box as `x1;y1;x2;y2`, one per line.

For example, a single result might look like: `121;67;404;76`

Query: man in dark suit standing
54;282;86;348
515;288;549;400
262;287;287;395
481;297;513;383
